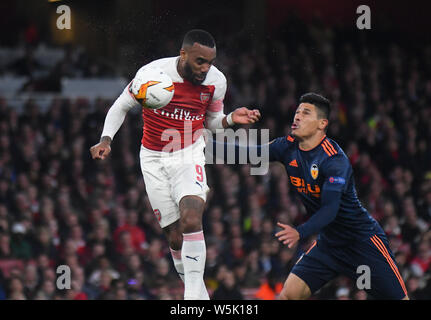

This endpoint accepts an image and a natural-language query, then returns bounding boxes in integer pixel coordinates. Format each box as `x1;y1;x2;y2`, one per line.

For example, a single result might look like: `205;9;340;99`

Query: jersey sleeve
320;154;351;193
205;70;227;131
100;82;140;140
207;70;227;113
296;189;342;239
268;136;290;162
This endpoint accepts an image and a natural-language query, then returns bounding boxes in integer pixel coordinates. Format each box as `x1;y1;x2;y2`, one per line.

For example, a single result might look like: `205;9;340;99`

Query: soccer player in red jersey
90;30;260;299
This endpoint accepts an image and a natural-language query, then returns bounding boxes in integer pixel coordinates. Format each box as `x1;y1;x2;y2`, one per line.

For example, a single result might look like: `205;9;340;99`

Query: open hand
275;222;300;248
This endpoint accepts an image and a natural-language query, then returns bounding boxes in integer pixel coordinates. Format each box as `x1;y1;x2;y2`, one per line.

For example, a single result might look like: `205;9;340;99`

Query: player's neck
176;58;186;79
298;133;326;151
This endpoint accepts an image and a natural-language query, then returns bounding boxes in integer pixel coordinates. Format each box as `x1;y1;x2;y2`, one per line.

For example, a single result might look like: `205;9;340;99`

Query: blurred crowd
0;41;116;93
0;17;430;300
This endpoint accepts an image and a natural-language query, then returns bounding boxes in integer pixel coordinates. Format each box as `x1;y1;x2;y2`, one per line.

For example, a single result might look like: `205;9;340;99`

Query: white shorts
139;136;210;228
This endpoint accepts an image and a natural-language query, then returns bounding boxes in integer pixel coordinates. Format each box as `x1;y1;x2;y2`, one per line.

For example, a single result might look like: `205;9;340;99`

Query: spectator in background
34;279;56;300
335;287;350;300
88;256;120;288
22;264;39;299
113;210;147;255
409;238;431;278
7;276;27;300
352;289;368;300
212;269;244;300
0;232;12;258
254;271;283;300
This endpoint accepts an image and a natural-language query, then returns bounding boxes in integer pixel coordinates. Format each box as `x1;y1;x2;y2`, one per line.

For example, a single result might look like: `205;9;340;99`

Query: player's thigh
140;152;180;228
279;272;312;300
170;153;209;206
285;242;339;299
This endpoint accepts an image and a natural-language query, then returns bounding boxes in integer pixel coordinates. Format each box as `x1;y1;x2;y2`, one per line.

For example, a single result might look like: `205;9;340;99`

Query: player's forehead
296;103;317;114
185;42;216;60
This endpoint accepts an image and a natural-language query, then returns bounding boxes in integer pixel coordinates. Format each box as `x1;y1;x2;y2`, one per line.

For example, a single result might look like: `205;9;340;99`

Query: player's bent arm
205;107;261;132
296;189;342;239
205;110;228;132
100;85;140;142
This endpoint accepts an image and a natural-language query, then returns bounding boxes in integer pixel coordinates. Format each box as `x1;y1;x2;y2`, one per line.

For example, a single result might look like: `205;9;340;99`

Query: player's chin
190;78;203;86
290;129;300;138
193;74;206;85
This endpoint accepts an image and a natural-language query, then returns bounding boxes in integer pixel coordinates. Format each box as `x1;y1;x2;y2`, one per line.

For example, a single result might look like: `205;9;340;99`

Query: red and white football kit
101;56;227;228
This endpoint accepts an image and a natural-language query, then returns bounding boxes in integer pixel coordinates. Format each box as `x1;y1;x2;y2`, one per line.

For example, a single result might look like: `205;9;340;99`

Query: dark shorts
290;234;408;299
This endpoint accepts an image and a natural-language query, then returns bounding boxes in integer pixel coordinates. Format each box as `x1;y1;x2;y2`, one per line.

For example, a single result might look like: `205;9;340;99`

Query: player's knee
278;286;298;300
180;213;202;233
278;274;311;300
179;196;204;233
163;222;183;250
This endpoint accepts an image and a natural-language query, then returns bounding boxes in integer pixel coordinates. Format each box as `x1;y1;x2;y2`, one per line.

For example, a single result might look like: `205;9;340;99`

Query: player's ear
180;48;187;62
319;118;329;131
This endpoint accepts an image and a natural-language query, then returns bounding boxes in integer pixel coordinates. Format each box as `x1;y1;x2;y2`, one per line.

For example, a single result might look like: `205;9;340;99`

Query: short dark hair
299;92;331;119
182;29;216;49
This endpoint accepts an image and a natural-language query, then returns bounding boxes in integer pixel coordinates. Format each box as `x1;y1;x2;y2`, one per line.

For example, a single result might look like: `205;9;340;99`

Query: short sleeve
207;71;227;113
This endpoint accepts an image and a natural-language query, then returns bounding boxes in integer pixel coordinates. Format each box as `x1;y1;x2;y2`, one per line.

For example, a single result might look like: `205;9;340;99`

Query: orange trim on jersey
370;235;407;296
305;240;317;254
321;142;334;156
298;135;327;152
287;135;295;142
323;139;338;155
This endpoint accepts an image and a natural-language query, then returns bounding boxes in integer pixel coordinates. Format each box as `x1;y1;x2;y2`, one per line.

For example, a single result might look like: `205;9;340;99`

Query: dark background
0;0;430;301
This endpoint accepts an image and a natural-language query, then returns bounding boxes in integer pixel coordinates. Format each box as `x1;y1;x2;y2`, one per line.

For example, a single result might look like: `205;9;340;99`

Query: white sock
170;247;209;300
170;247;185;282
181;231;209;300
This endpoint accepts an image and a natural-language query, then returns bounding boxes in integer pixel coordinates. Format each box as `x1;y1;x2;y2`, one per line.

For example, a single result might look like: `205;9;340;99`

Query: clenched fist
90;136;112;160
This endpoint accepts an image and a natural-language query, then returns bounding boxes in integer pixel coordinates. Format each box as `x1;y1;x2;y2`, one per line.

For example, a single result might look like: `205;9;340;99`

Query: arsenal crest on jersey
310;164;319;180
200;92;211;103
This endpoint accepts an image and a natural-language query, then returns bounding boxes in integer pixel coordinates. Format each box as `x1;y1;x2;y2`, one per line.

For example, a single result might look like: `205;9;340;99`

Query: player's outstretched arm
205;107;261;132
224;107;261;127
89;83;139;160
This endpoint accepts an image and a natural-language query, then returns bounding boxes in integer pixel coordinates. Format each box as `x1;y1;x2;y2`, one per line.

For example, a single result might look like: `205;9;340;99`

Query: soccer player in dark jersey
271;93;408;300
213;92;408;300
